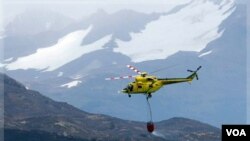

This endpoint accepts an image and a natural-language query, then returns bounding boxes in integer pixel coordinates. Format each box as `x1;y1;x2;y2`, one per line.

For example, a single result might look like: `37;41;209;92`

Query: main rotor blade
105;75;136;80
149;64;179;74
127;65;141;74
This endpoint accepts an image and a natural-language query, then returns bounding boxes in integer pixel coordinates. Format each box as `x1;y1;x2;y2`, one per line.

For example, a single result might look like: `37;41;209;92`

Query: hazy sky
2;0;218;25
0;0;247;24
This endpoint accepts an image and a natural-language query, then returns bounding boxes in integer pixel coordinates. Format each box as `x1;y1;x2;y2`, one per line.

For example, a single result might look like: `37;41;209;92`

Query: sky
0;0;247;24
0;0;247;25
1;0;191;22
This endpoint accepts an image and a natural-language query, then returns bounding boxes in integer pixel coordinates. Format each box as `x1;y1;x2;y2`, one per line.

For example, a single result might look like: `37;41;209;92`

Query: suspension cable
146;96;153;122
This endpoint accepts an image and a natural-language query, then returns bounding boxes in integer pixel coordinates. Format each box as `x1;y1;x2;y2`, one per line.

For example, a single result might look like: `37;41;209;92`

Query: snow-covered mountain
114;0;235;62
1;8;75;60
5;8;74;36
2;0;234;67
5;26;112;71
1;0;247;127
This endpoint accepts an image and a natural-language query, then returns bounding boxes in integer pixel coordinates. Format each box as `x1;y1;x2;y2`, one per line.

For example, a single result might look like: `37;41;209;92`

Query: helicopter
105;65;201;99
106;64;202;133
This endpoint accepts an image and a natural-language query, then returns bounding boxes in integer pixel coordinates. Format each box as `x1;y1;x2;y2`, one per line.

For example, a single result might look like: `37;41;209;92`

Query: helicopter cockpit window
141;72;148;77
147;78;154;81
127;84;133;91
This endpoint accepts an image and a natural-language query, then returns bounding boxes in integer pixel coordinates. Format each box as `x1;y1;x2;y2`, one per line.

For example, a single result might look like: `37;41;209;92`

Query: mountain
5;8;74;37
1;8;75;60
0;0;247;127
1;8;160;61
1;73;220;141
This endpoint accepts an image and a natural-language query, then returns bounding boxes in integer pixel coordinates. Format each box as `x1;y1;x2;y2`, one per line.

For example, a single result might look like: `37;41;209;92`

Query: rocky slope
1;73;220;141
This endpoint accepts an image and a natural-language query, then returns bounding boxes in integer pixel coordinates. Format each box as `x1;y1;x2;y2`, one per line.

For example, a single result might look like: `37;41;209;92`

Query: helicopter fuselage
105;65;201;97
121;70;199;96
122;75;166;94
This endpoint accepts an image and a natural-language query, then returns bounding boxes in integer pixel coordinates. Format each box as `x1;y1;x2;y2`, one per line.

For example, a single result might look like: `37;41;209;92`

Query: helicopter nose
122;88;128;93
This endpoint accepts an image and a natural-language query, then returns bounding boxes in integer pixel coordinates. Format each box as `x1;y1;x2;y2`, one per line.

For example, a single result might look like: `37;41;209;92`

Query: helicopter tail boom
160;66;202;85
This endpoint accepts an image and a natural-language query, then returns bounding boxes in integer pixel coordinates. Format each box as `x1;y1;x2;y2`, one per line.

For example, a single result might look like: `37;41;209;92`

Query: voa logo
226;129;246;136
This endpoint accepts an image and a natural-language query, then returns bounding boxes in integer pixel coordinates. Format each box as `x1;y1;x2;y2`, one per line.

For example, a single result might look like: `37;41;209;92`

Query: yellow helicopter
105;65;201;99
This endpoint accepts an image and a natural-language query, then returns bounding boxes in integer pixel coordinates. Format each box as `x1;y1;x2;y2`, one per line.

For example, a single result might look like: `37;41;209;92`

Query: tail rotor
187;66;202;80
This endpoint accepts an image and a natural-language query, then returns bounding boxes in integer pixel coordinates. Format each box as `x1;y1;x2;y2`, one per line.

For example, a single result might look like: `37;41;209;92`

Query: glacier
4;26;112;71
114;0;235;62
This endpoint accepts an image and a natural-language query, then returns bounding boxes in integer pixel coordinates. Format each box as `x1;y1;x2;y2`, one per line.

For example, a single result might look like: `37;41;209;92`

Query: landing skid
146;93;152;100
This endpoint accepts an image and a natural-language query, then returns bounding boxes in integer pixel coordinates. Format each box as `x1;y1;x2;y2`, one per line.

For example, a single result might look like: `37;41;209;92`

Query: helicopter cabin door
136;82;145;93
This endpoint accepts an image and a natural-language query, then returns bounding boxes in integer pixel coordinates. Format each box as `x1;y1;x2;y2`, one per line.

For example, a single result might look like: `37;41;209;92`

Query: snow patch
199;50;212;57
20;121;27;124
57;72;64;77
5;26;112;71
45;22;52;30
4;57;13;62
0;63;5;68
71;74;83;79
60;80;82;88
114;0;235;62
55;121;66;127
152;131;166;139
